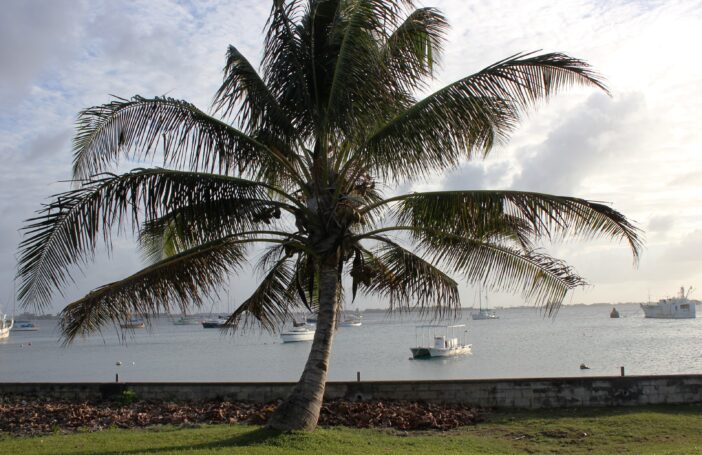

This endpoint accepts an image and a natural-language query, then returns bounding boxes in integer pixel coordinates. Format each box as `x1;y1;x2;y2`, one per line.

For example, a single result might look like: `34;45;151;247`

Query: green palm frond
17;168;287;309
416;232;587;314
263;0;316;137
355;52;608;181
381;7;448;91
355;239;460;316
60;237;249;343
365;190;642;261
223;256;304;332
72;96;299;184
213;45;298;143
324;0;416;134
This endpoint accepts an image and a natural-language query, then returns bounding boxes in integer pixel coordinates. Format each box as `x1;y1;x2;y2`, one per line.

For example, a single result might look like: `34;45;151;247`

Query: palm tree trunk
266;256;339;431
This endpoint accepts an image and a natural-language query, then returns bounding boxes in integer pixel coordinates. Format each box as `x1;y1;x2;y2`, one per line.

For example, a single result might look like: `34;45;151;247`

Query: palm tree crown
17;0;641;431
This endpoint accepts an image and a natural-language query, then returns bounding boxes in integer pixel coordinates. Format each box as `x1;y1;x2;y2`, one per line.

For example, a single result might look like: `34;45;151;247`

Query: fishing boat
0;313;13;340
641;286;697;319
120;316;145;329
281;323;315;342
410;325;472;358
471;289;498;320
610;307;620;318
11;320;39;331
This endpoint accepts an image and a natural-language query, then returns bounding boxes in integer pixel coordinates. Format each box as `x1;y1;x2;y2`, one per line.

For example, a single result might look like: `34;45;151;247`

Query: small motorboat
411;325;472;359
610;308;620;318
202;316;227;328
281;324;315;342
11;320;39;332
120;317;145;329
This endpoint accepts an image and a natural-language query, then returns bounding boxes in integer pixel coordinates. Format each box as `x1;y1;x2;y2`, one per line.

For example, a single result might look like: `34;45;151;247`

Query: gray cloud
2;0;702;311
510;93;649;196
0;0;85;106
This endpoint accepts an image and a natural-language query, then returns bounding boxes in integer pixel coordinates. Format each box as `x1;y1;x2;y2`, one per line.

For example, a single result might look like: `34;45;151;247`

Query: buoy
580;363;590;370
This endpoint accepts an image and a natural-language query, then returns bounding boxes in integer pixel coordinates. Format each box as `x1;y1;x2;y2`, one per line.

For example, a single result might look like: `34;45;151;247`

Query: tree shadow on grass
89;427;290;455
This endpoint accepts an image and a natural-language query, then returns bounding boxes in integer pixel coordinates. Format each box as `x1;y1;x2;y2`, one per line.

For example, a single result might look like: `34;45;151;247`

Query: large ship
641;286;697;319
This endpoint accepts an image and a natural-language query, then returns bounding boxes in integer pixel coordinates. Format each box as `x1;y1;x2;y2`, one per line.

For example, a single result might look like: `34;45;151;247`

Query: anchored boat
410;324;472;359
0;313;13;340
120;316;145;329
11;320;39;331
339;309;362;327
471;289;498;320
281;323;315;342
641;286;697;319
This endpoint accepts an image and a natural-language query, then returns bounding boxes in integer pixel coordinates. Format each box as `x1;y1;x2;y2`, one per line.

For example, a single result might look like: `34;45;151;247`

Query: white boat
281;324;315;342
11;320;39;332
120;316;145;329
410;324;472;358
0;313;13;340
173;313;200;325
339;310;362;327
471;289;498;320
641;286;697;319
201;316;227;328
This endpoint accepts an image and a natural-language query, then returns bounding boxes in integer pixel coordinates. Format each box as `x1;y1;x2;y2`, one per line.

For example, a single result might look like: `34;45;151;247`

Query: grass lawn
1;405;701;454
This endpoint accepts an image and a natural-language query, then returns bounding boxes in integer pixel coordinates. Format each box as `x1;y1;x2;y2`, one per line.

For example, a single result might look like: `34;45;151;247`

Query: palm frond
213;45;298;143
416;232;587;314
356;239;460;316
355;52;608;181
223;256;304;332
263;0;316;137
72;96;297;183
60;237;248;343
381;7;448;91
17;168;283;310
365;190;642;261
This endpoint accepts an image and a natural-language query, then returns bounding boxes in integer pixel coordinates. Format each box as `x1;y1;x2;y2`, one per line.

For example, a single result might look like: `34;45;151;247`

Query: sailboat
339;309;363;327
0;313;13;340
470;289;498;320
2;282;16;339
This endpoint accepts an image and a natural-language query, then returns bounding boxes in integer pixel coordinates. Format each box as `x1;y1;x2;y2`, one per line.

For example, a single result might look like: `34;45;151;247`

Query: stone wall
2;375;701;409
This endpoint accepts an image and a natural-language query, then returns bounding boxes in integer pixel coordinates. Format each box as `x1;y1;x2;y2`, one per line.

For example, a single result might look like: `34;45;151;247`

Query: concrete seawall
2;375;701;409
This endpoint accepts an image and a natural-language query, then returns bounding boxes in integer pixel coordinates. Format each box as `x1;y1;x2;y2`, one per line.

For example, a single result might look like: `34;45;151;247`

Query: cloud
510;92;650;196
2;0;702;311
0;0;85;106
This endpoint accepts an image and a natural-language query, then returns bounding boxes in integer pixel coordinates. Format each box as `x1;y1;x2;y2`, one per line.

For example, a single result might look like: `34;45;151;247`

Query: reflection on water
1;304;701;382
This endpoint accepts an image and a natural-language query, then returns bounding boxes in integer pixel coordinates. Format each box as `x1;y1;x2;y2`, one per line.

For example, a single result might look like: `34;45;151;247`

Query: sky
1;0;702;314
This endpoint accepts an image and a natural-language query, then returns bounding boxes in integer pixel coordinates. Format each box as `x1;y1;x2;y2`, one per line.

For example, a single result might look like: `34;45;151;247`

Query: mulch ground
0;398;483;435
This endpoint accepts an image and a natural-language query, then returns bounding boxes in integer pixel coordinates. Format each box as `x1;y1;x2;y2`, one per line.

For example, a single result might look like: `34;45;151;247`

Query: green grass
2;405;702;454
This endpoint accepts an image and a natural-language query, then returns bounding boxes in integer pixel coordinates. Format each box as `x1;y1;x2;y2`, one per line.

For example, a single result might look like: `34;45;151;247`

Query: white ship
641;286;697;319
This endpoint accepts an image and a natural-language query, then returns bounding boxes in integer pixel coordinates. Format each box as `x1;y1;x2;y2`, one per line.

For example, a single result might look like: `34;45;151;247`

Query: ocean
1;303;701;383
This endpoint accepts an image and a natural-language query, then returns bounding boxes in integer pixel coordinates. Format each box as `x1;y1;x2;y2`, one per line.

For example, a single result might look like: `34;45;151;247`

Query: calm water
2;304;701;383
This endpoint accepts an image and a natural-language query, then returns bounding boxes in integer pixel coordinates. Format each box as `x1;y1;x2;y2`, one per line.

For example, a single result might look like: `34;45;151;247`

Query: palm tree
17;0;641;431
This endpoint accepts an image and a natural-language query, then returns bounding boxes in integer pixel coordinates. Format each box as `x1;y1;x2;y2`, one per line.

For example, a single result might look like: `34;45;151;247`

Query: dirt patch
0;397;483;435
